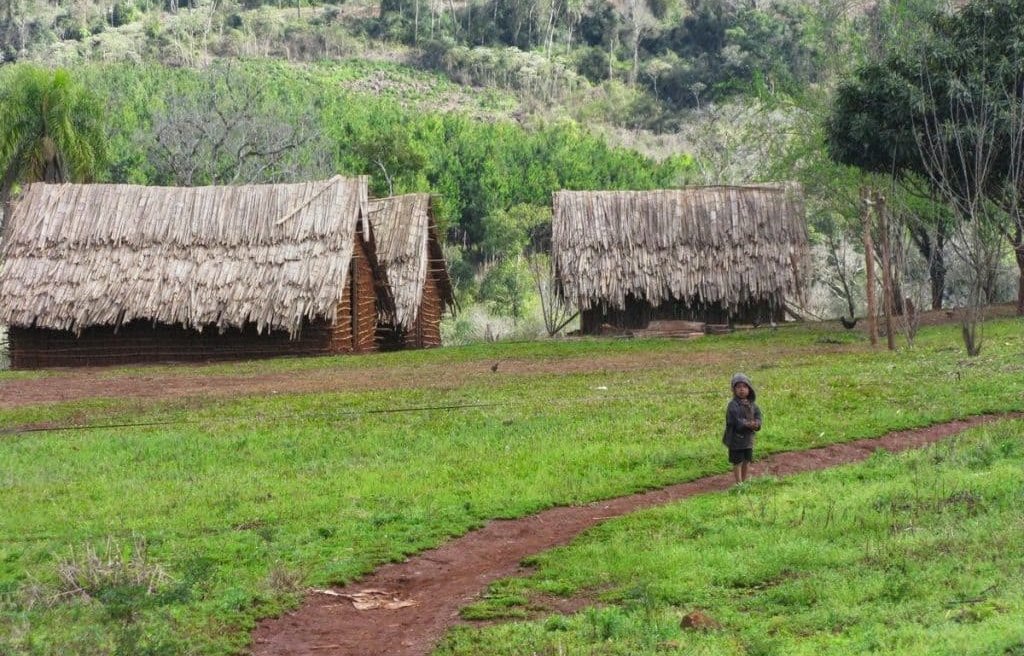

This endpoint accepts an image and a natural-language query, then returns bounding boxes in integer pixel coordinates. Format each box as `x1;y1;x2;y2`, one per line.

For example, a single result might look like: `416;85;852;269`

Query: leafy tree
578;0;618;47
481;203;550;259
827;0;1024;318
337;104;429;197
639;0;821;109
479;255;532;320
0;65;106;210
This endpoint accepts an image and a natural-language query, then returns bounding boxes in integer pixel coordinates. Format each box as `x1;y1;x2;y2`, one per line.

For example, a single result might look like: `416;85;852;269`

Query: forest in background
1;0;1022;346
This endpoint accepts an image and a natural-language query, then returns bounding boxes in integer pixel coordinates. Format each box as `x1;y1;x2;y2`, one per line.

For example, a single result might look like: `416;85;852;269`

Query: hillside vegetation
3;0;1024;329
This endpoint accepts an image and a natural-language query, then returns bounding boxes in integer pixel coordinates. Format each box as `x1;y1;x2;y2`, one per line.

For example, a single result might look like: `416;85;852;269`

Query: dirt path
250;412;1021;656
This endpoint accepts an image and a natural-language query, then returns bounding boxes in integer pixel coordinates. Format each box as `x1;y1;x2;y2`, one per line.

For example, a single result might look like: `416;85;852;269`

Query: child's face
734;382;750;399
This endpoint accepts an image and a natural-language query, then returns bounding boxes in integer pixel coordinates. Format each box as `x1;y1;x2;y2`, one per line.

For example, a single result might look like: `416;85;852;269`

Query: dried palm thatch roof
367;194;454;328
0;176;369;337
553;184;809;311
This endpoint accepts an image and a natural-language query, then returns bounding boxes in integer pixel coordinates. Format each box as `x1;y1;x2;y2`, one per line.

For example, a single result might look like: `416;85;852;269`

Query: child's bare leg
741;461;751;482
733;463;743;485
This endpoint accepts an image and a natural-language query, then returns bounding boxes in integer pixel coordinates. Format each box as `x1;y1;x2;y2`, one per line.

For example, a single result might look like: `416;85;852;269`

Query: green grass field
1;319;1022;654
439;420;1024;655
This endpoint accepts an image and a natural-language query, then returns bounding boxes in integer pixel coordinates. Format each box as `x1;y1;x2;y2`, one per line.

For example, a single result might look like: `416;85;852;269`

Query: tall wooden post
862;188;878;347
877;192;896;350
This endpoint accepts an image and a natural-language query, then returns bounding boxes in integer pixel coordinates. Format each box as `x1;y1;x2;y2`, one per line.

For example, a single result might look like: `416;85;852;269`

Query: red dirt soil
250;412;1021;656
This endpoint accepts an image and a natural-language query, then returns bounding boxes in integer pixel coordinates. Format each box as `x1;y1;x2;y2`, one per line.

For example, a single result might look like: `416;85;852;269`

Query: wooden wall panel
415;273;443;348
8;320;337;369
332;267;355;353
351;235;379;353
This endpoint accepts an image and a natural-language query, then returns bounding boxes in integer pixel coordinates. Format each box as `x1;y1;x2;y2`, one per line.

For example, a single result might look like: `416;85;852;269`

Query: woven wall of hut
324;231;381;354
333;229;380;353
375;271;444;349
411;269;444;348
7;320;340;369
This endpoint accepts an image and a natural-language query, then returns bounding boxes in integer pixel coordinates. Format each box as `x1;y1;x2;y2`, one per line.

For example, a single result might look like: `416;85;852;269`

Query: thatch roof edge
367;193;455;329
552;184;810;312
0;177;370;337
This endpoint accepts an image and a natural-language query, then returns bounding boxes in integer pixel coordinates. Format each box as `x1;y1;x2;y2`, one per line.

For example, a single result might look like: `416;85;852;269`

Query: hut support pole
877;192;896;350
862;187;878;347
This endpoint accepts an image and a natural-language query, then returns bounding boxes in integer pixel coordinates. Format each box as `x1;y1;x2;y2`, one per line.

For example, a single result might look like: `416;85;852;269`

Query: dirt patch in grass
6;305;1017;413
0;343;834;412
249;412;1021;656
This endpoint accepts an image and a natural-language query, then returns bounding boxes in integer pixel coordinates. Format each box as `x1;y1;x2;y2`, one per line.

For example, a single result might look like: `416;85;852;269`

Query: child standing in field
723;373;762;485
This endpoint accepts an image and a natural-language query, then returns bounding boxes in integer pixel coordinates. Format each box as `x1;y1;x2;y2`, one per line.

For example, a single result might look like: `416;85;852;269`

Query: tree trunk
862;188;878;347
929;245;946;310
1016;249;1024;315
877;193;896;350
631;21;640;87
608;36;614;81
1014;226;1024;315
910;225;947;310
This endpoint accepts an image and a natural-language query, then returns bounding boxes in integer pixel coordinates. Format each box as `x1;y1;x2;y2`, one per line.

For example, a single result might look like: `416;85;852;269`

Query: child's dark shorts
728;448;754;464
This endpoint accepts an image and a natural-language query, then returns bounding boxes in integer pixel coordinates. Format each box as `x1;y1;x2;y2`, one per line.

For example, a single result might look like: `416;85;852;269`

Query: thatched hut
553;185;809;333
367;194;454;349
0;176;394;368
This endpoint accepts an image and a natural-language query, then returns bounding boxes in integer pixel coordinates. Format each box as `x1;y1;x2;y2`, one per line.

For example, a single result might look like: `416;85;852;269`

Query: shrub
56;537;171;603
110;1;140;27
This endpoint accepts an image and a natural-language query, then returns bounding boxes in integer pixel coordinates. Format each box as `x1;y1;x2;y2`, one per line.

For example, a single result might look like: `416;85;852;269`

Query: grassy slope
0;319;1022;654
439;420;1024;655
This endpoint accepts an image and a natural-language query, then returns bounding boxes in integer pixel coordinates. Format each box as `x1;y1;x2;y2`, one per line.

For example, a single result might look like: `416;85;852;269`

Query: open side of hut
0;176;395;368
367;194;454;349
553;185;809;334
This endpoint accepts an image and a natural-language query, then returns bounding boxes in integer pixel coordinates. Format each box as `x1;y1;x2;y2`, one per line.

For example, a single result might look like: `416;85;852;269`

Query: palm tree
0;65;107;213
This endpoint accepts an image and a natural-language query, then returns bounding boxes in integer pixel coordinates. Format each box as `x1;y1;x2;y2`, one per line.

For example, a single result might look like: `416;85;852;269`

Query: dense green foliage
0;58;689;300
0;319;1022;653
827;0;1024;188
0;66;106;200
827;0;1024;315
439;420;1024;655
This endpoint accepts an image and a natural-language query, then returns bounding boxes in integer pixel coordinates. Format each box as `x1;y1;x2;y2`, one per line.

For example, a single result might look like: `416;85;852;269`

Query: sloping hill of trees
2;0;1022;338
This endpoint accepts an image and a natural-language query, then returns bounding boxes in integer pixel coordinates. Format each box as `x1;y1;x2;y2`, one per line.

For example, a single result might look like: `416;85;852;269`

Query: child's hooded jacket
722;373;762;449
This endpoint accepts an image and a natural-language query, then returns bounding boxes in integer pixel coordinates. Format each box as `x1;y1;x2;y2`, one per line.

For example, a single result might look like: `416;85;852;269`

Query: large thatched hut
553;185;809;333
0;176;394;368
367;194;454;348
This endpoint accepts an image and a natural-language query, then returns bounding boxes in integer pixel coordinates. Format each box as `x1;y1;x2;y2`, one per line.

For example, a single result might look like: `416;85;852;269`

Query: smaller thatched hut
367;194;454;348
0;176;394;368
553;185;809;333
